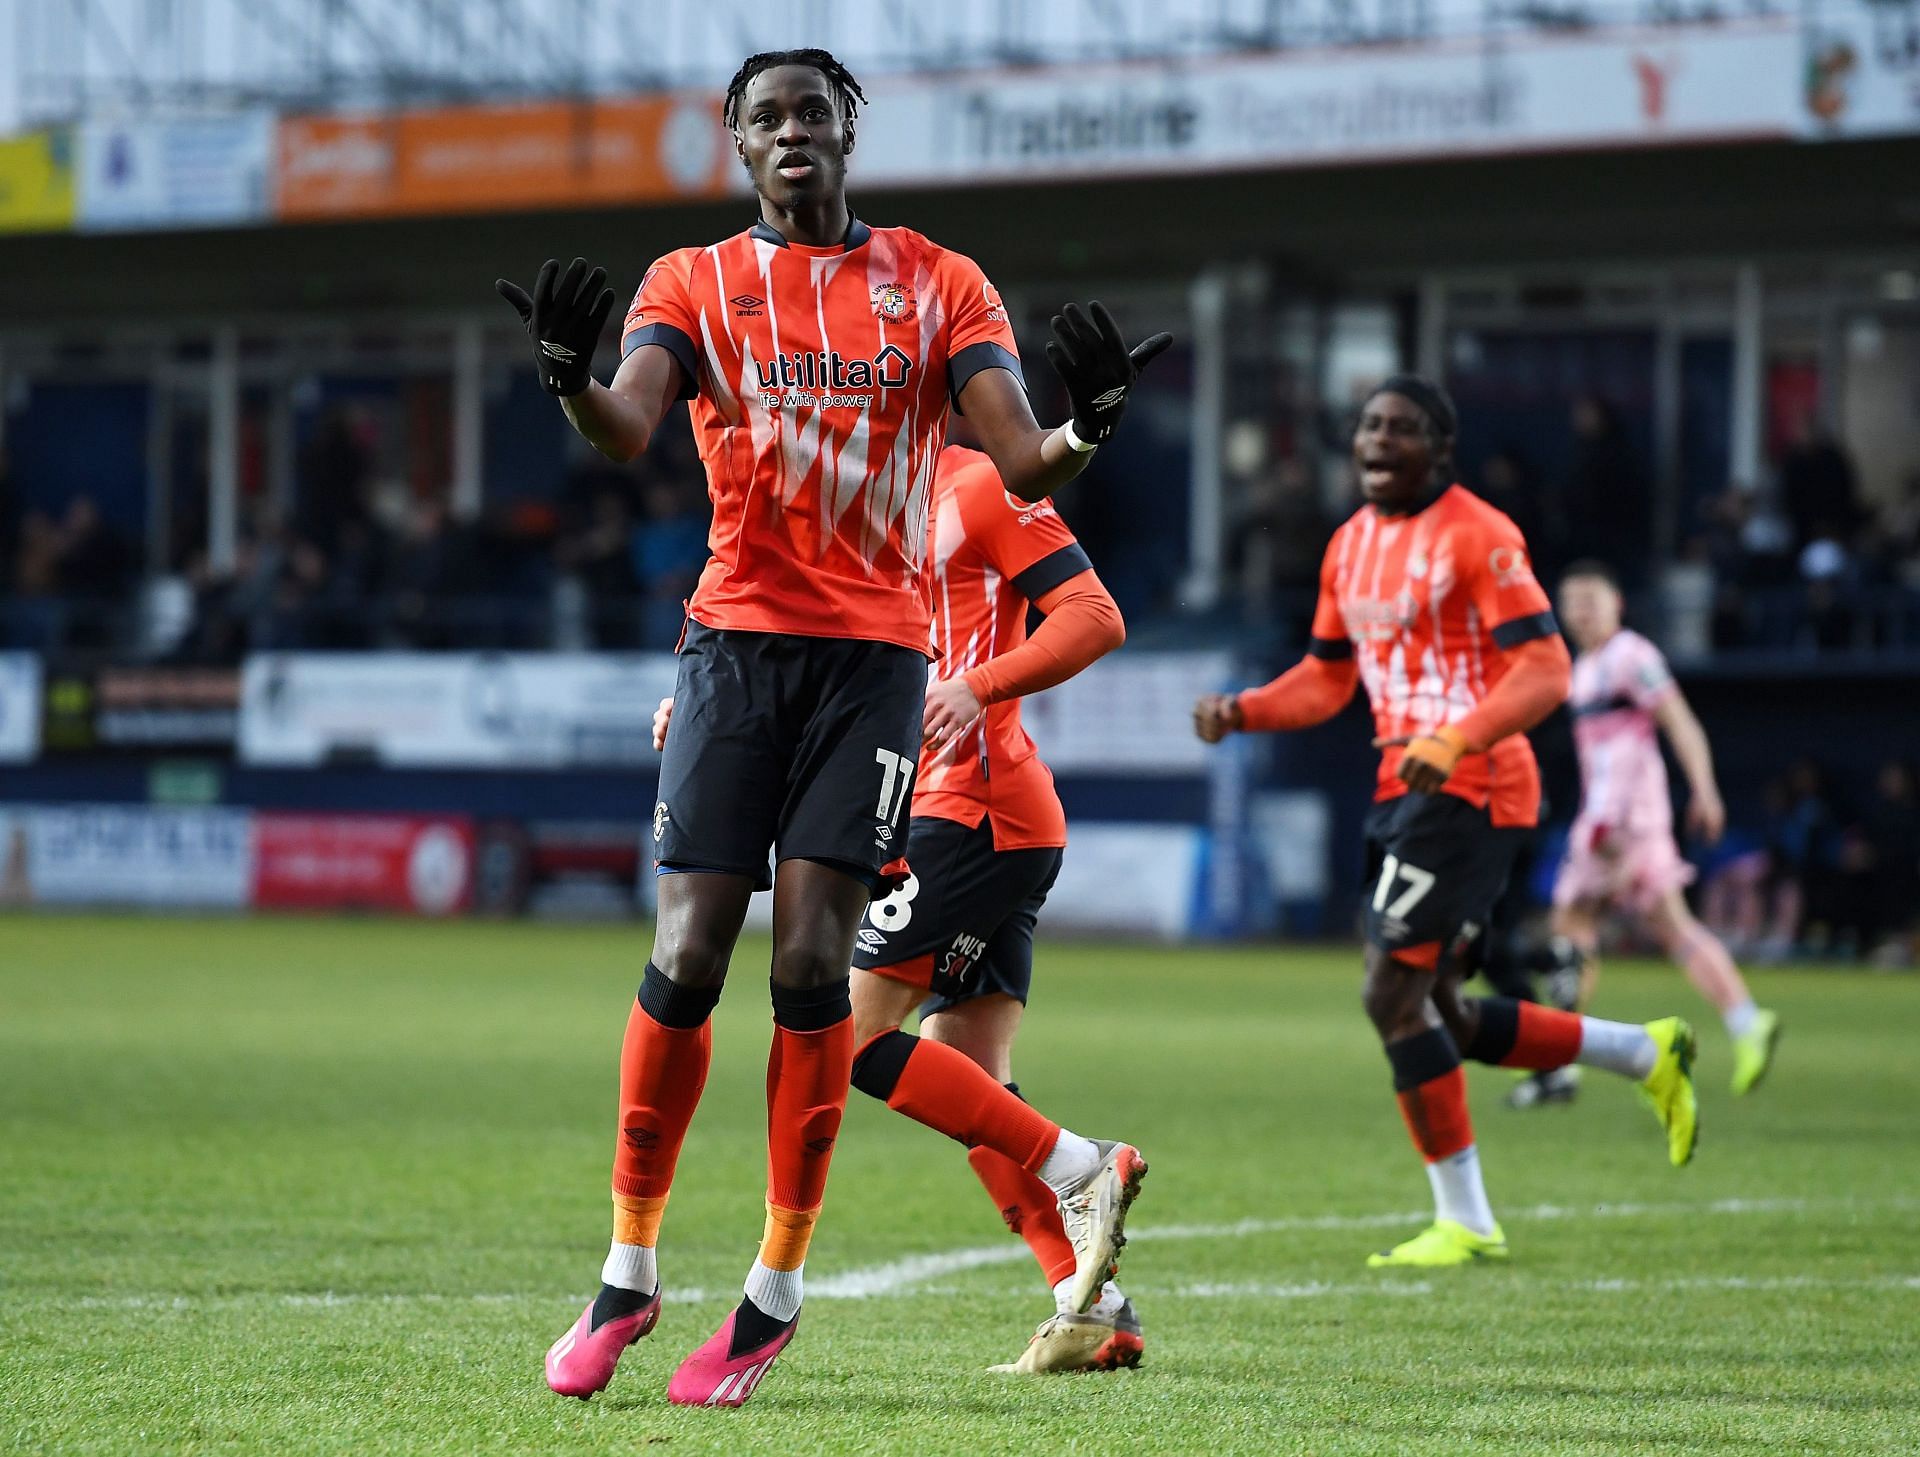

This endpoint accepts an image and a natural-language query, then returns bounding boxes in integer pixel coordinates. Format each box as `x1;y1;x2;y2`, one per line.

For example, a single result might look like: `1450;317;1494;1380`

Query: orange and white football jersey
621;217;1020;654
1310;484;1559;827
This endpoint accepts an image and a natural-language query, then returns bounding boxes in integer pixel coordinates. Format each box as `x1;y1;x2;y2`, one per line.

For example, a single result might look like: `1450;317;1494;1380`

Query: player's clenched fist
1192;693;1243;744
652;696;674;753
495;257;617;397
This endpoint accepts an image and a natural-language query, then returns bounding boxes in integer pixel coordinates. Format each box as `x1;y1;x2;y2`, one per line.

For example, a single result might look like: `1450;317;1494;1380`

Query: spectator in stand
296;405;377;559
1767;758;1846;957
1778;419;1864;555
1565;396;1650;585
1478;448;1550;577
54;494;135;601
1848;759;1920;965
383;496;479;648
556;482;640;647
631;476;709;648
1227;455;1329;640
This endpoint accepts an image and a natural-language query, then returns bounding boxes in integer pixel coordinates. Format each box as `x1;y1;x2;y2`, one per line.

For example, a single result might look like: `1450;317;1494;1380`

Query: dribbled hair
723;48;867;129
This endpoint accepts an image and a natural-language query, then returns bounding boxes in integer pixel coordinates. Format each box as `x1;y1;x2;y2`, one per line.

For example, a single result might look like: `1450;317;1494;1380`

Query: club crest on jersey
870;282;916;323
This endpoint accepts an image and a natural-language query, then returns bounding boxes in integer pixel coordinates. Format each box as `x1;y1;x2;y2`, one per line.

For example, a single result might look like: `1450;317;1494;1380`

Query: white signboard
0;653;40;763
10;805;254;908
1802;0;1920;136
856;21;1801;185
1022;651;1235;775
238;653;679;768
77;112;273;230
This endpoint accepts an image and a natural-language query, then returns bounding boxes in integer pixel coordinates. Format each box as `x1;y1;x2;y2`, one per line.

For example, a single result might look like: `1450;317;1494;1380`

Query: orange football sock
968;1144;1078;1289
850;1029;1061;1172
609;967;717;1236
760;984;856;1269
1463;997;1584;1070
1385;1028;1475;1162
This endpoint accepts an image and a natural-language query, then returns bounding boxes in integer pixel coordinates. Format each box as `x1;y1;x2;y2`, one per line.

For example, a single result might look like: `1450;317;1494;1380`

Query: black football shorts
1361;792;1529;971
652;619;926;895
851;813;1063;1014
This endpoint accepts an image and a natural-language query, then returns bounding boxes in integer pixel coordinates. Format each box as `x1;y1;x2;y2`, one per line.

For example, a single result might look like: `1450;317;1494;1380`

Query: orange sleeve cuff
1235;656;1359;733
962;575;1125;706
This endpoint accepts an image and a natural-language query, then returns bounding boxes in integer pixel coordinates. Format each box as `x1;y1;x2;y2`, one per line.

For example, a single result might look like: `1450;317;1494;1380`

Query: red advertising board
252;813;475;916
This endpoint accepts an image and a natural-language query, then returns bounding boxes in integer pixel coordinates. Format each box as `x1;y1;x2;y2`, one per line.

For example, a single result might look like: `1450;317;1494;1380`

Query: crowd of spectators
1683;429;1920;655
0;409;714;660
1699;756;1920;967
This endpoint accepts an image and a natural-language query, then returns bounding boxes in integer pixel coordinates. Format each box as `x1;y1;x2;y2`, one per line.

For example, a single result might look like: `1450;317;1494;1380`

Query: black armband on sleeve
1307;635;1354;661
948;342;1025;410
621;323;699;400
1491;611;1560;649
1010;544;1093;603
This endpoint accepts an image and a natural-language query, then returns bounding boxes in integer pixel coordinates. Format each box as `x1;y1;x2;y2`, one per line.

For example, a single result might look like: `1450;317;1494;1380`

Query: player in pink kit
1553;562;1781;1095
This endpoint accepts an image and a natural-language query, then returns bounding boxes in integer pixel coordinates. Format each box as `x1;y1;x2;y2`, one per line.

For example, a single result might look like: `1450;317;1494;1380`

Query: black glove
495;257;616;397
1044;301;1173;445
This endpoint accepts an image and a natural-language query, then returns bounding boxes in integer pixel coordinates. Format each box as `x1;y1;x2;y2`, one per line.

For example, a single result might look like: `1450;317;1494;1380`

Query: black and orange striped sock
1462;996;1583;1070
1385;1027;1474;1163
851;1029;1061;1172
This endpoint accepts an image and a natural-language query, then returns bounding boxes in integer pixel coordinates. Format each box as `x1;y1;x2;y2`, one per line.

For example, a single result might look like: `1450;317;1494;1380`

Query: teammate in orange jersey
498;49;1169;1407
1193;376;1701;1268
655;442;1145;1375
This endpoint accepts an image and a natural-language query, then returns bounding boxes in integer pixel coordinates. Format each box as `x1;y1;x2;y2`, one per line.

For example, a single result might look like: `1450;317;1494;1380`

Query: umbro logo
1091;385;1127;410
806;1135;836;1154
731;294;764;316
540;340;577;359
857;927;887;951
624;1125;659;1150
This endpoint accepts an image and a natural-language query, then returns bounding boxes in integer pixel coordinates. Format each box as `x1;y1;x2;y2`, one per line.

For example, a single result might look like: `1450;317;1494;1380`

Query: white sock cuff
1723;999;1760;1038
1577;1017;1658;1079
602;1240;657;1294
743;1258;804;1323
1037;1129;1102;1196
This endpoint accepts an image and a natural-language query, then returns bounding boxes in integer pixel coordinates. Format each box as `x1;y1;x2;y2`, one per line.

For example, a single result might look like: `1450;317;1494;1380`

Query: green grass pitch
4;913;1917;1454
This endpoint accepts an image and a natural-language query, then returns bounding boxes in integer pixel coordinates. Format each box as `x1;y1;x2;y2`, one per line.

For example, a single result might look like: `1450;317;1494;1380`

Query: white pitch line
1159;1274;1920;1300
814;1193;1879;1300
57;1195;1911;1313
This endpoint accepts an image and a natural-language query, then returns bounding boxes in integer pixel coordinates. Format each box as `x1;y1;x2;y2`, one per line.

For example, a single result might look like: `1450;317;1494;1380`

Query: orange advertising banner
276;94;737;220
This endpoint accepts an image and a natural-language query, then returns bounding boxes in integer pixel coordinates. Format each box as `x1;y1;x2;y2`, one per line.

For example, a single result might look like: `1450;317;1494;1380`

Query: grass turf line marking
58;1195;1907;1312
812;1193;1893;1299
1163;1274;1920;1299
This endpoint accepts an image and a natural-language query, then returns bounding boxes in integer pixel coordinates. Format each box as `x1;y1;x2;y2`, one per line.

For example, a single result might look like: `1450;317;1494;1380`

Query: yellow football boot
1639;1016;1700;1166
1367;1219;1509;1268
1730;1009;1781;1096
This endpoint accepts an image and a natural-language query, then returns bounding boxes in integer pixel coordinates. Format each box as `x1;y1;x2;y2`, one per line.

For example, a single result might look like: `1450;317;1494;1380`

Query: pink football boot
666;1306;798;1408
544;1290;661;1399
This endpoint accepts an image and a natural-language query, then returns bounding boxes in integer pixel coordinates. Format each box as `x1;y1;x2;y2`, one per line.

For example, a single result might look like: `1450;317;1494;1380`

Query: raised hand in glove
1045;301;1173;445
495;258;616;397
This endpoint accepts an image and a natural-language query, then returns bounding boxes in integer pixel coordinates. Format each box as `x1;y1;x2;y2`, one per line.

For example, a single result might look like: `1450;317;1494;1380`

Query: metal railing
4;0;1798;130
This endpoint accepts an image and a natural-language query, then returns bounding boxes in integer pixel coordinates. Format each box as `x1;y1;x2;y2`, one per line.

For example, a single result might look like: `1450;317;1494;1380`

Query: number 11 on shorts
874;747;915;824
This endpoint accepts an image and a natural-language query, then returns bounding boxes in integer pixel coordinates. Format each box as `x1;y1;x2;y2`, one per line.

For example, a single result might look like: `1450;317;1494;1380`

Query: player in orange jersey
654;441;1144;1375
498;48;1169;1407
1194;376;1700;1268
848;442;1144;1374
